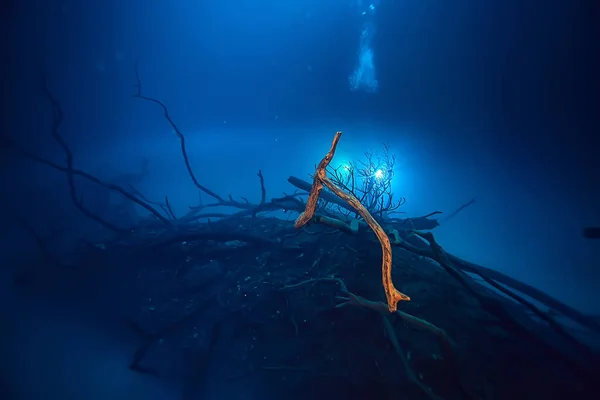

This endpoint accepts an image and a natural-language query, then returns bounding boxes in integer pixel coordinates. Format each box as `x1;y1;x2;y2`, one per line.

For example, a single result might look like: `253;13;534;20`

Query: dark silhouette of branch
40;73;128;232
16;216;73;269
442;198;476;223
132;61;224;203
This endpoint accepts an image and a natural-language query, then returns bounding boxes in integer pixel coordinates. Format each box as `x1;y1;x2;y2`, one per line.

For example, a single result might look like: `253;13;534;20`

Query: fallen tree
8;68;600;399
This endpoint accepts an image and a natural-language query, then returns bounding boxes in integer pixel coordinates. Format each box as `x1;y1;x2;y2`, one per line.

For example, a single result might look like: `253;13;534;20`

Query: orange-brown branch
294;131;342;229
294;131;409;312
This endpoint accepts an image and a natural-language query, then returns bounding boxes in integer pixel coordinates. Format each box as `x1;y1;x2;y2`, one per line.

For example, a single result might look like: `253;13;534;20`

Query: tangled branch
327;142;405;217
282;276;453;400
294;131;410;312
11;72;171;231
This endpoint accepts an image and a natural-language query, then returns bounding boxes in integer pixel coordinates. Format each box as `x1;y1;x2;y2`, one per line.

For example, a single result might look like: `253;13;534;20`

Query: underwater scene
1;0;598;399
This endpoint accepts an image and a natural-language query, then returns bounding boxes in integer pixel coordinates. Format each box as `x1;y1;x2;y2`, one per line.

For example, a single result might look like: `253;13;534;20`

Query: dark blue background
1;0;599;319
1;1;599;398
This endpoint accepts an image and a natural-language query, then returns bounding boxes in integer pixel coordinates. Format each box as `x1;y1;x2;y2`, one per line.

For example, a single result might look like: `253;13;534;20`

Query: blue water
1;1;598;399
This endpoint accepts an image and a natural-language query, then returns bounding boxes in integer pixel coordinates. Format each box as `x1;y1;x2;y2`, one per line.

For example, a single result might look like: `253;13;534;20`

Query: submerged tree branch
294;131;410;312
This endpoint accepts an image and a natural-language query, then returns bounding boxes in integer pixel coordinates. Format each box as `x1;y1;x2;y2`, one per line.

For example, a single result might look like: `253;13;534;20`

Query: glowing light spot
375;169;384;179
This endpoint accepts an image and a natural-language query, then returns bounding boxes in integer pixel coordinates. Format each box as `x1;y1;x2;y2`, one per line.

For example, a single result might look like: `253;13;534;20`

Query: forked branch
294;131;410;312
